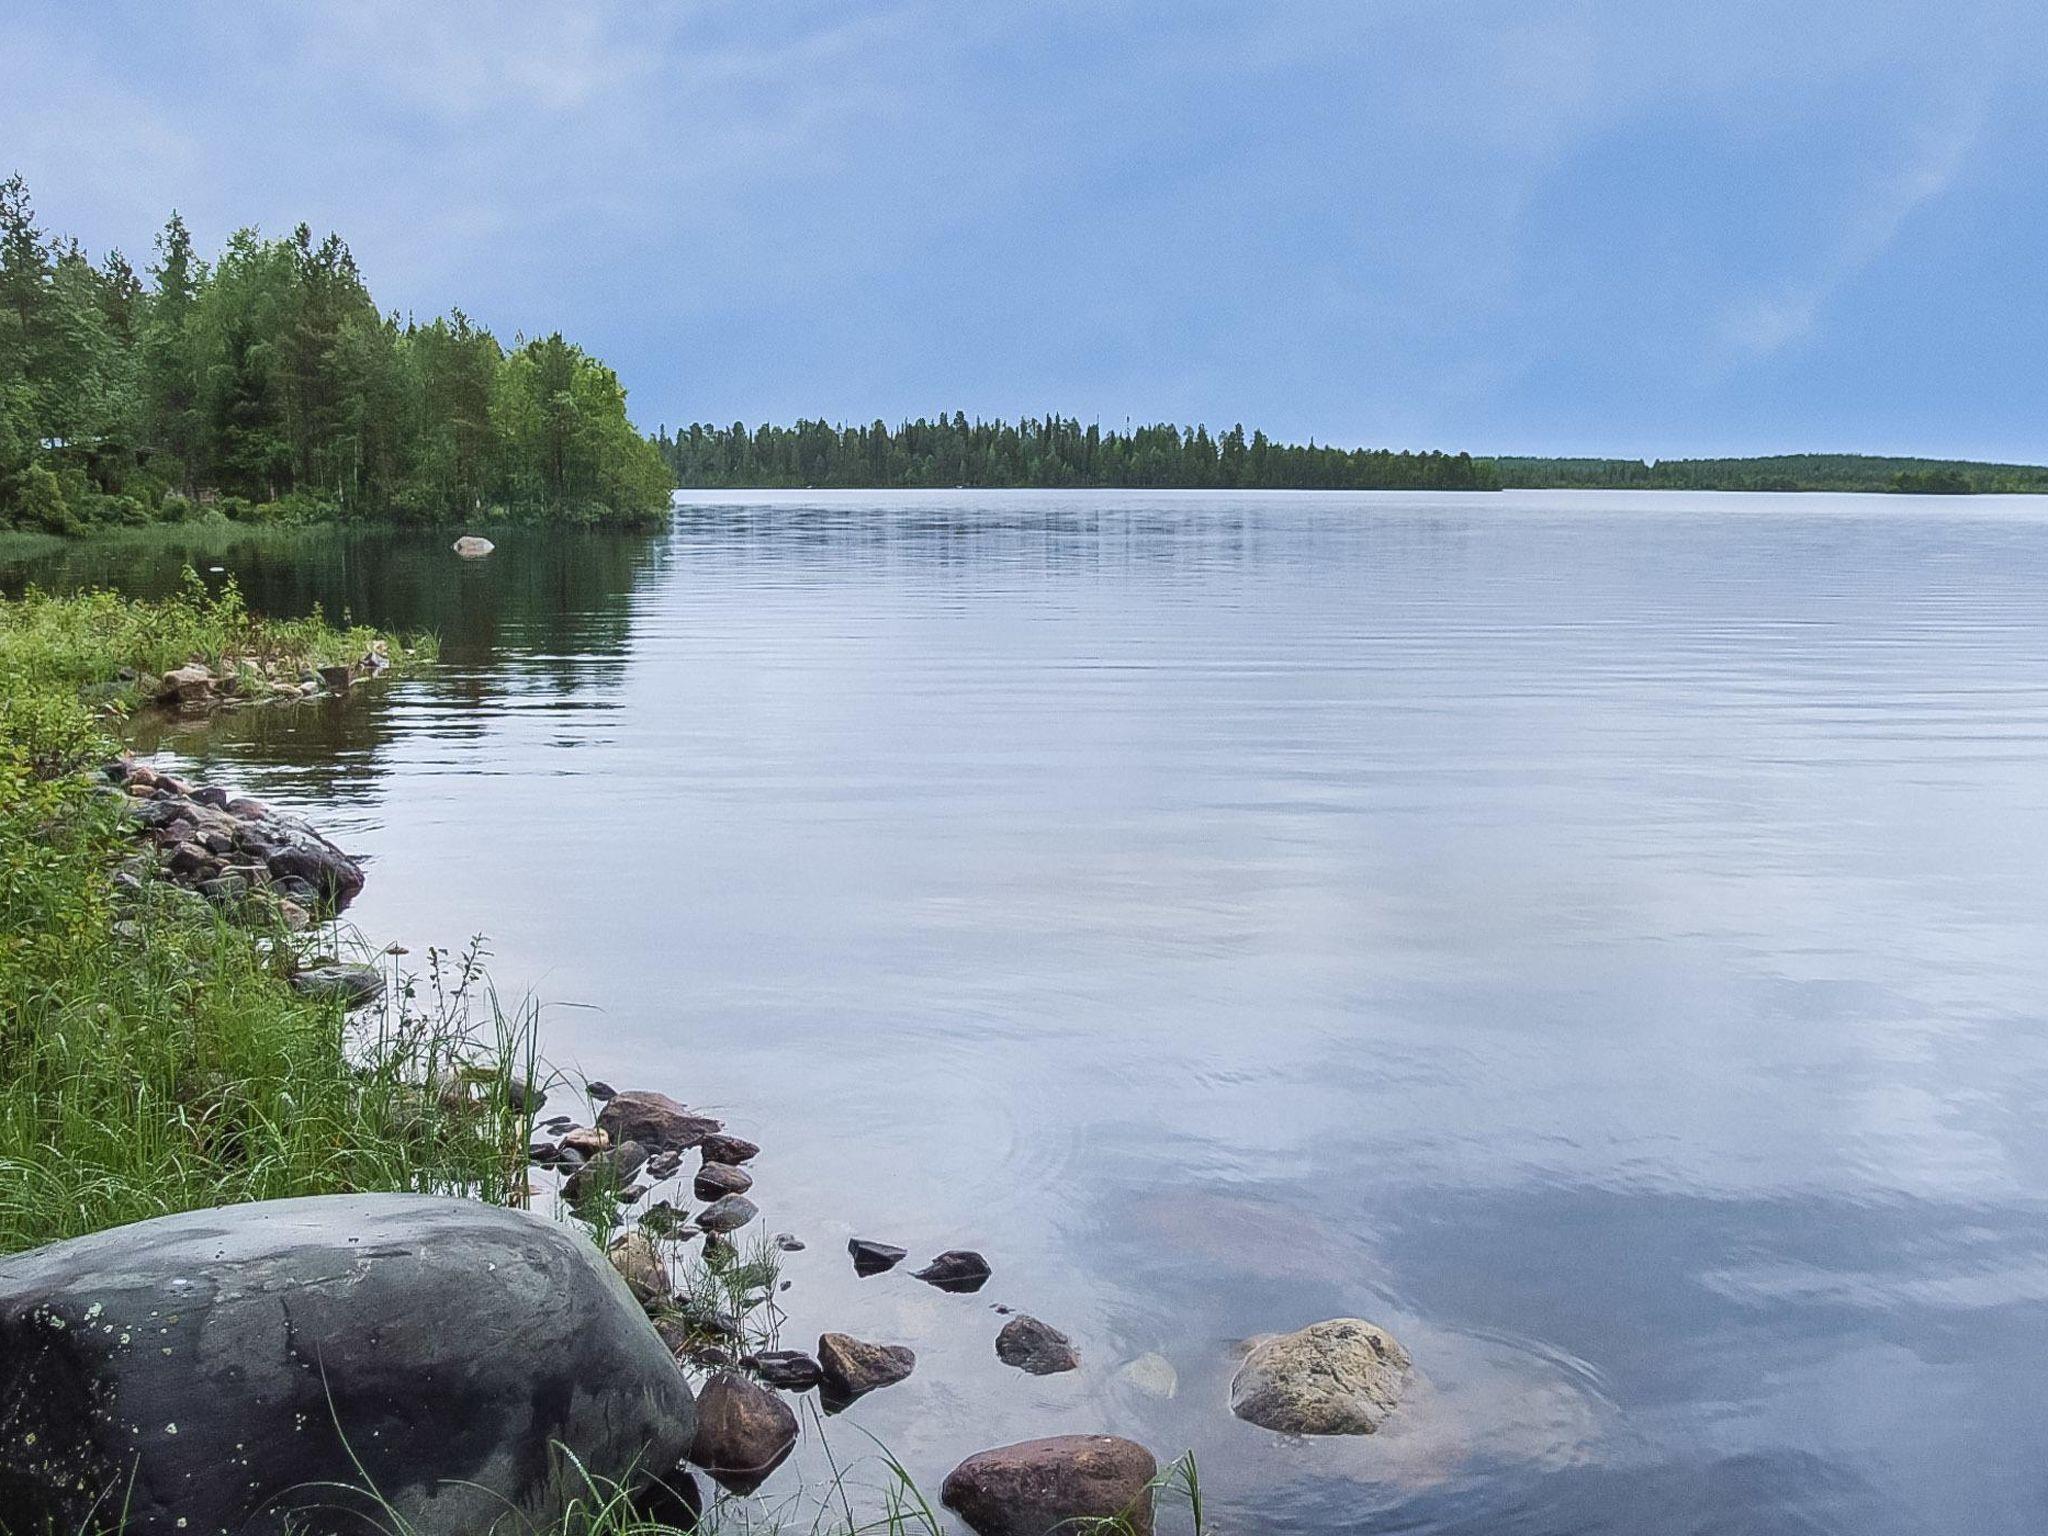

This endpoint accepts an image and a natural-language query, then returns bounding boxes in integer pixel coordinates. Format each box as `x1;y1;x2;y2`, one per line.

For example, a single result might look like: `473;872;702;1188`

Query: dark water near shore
12;489;2048;1534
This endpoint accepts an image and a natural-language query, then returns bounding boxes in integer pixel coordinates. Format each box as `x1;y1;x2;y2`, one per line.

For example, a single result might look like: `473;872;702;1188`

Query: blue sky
8;1;2044;460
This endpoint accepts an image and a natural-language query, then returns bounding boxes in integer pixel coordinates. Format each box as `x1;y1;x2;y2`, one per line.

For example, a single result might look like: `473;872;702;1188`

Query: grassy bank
0;575;525;1254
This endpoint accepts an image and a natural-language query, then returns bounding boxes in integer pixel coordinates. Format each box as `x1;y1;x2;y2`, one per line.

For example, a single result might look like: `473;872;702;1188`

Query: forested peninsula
0;177;670;533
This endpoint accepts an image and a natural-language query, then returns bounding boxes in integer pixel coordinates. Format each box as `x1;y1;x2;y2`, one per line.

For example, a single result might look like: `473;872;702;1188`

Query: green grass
0;576;494;1255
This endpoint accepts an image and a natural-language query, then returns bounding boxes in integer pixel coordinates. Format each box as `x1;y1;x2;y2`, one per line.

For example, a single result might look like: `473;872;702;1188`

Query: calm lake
12;489;2048;1534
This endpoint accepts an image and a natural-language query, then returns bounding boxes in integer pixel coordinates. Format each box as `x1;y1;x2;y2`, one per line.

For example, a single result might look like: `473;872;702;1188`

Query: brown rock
598;1091;722;1155
606;1232;671;1307
995;1315;1080;1376
817;1332;915;1408
560;1126;609;1156
941;1435;1157;1536
699;1133;760;1165
687;1371;797;1495
693;1162;754;1201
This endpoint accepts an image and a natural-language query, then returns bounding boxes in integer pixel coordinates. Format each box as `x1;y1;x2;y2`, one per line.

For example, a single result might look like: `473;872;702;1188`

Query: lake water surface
13;490;2048;1534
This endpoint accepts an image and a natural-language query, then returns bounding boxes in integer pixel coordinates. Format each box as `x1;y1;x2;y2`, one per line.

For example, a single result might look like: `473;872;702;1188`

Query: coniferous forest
659;416;1500;491
0;177;673;533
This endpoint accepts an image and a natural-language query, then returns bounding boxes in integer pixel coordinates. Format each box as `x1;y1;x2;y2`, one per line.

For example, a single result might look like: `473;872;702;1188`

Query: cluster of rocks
103;757;373;937
138;639;391;713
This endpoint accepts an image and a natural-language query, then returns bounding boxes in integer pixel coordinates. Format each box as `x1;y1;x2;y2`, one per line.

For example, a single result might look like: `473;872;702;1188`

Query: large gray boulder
1228;1317;1411;1435
0;1194;696;1535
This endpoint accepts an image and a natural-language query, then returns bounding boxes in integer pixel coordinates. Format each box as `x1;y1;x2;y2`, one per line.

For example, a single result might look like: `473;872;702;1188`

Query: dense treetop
660;416;1500;491
0;175;671;533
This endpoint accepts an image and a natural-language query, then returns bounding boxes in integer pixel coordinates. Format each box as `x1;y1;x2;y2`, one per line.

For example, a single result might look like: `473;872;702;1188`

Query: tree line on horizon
1494;454;2048;495
658;415;1501;492
0;175;671;533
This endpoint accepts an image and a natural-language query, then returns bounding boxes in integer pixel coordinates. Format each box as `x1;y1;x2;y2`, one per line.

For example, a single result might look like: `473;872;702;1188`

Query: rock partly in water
694;1162;754;1201
112;762;369;914
914;1249;992;1293
1228;1317;1411;1435
817;1332;915;1410
696;1194;758;1234
941;1435;1157;1536
0;1194;695;1536
598;1090;722;1155
745;1349;824;1392
561;1140;649;1204
699;1133;760;1165
452;535;497;558
849;1238;907;1276
995;1315;1081;1376
287;963;385;1008
687;1371;798;1495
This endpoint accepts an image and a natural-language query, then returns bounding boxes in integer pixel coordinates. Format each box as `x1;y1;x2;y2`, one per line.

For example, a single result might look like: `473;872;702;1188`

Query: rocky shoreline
1;765;1417;1535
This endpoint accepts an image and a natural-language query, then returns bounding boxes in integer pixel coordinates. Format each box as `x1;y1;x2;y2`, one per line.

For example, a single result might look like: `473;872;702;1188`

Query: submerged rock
0;1194;696;1536
817;1332;915;1408
914;1249;992;1293
598;1090;722;1155
1229;1317;1411;1435
287;963;384;1008
687;1371;797;1495
996;1315;1081;1376
1115;1352;1179;1400
941;1435;1157;1536
849;1238;907;1276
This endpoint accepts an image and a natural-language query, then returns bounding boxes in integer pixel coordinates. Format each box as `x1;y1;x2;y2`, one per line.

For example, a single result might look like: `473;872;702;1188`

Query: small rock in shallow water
774;1232;805;1252
995;1315;1080;1375
688;1371;796;1495
817;1332;915;1408
942;1435;1156;1536
699;1133;760;1165
746;1349;823;1391
694;1162;754;1201
848;1238;907;1276
646;1149;684;1180
1228;1317;1411;1435
452;535;496;558
586;1080;617;1101
696;1194;758;1233
561;1125;609;1155
914;1249;992;1293
287;964;384;1008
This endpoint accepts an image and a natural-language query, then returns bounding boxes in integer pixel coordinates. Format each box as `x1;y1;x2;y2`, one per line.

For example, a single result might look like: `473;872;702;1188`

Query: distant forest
0;175;671;533
1494;454;2048;495
661;423;2048;497
659;416;1500;491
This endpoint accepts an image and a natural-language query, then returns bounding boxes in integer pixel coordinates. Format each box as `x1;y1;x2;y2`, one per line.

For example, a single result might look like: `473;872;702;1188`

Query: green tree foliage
0;175;669;532
658;414;1501;491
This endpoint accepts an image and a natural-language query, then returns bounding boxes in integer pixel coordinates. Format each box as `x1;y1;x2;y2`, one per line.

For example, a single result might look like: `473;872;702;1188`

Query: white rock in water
452;535;496;558
1230;1318;1411;1435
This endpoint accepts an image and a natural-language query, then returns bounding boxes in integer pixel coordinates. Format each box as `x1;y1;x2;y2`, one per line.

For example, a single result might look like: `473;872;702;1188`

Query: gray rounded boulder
1229;1317;1411;1435
0;1193;696;1535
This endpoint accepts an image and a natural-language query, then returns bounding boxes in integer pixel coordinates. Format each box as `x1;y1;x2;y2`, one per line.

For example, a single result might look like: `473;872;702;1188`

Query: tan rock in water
1230;1317;1411;1435
452;535;496;558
